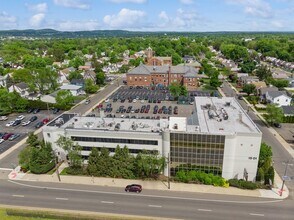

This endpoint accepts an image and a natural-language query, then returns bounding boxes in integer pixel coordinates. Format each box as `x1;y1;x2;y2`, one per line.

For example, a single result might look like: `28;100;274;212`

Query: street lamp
279;159;293;196
52;150;61;182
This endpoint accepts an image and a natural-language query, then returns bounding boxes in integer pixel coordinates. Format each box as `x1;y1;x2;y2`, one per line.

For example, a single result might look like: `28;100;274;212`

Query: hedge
27;100;54;110
228;179;258;190
30;161;55;174
283;116;294;123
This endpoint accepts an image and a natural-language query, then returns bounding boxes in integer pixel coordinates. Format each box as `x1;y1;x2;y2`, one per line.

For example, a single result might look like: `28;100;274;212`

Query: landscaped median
0;206;159;220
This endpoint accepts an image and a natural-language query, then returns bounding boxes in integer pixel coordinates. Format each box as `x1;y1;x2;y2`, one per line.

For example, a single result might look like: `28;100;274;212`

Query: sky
0;0;293;32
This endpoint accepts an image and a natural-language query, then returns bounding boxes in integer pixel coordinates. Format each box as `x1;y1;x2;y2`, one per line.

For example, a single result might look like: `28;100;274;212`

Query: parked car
8;133;20;141
35;121;44;128
53;108;60;114
0;139;4;144
22;121;31;126
125;184;142;193
33;108;40;114
16;115;25;121
42;118;50;124
0;133;7;139
12;120;21;126
105;99;110;103
273;123;282;128
2;133;13;140
6;121;15;127
29;116;38;122
85;99;91;105
27;108;34;113
0;116;8;121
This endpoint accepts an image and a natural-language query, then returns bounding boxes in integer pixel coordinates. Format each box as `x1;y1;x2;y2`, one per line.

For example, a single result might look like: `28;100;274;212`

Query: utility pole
55;155;61;182
167;153;170;189
279;159;293;196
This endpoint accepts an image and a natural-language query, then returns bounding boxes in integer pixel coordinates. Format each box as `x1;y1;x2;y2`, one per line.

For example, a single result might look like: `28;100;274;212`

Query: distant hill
0;29;292;38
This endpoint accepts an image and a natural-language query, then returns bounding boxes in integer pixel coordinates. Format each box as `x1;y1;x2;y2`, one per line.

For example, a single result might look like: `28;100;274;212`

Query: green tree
84;79;99;94
209;72;221;88
242;84;256;96
270;79;289;89
265;104;284;125
258;143;273;168
68;71;83;81
55;90;74;110
26;132;39;147
111;145;134;179
69;57;84;68
96;72;106;85
18;146;31;171
256;167;265;182
255;65;272;82
180;85;188;96
169;83;181;98
87;148;100;176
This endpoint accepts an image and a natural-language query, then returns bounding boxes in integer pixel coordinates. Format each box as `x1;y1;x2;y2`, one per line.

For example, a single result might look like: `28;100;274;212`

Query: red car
97;103;103;109
42;118;50;124
125;184;142;193
2;133;13;140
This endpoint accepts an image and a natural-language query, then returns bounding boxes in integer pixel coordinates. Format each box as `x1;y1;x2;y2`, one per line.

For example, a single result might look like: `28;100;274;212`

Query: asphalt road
222;81;294;197
0;179;292;220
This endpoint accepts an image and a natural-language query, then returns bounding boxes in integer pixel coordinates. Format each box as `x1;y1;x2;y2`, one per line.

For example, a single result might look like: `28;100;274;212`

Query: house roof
71;79;85;84
259;86;278;95
281;106;294;115
15;82;28;90
60;85;82;90
267;91;290;99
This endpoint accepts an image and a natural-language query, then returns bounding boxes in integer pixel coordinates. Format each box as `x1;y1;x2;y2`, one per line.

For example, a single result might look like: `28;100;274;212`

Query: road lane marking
8;180;284;205
101;201;114;204
56;198;68;200
12;195;24;198
250;213;265;217
198;209;212;212
0;168;13;171
148;205;162;208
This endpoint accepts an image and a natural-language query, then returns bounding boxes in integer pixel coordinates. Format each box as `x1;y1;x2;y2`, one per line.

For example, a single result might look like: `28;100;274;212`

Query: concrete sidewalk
9;163;289;200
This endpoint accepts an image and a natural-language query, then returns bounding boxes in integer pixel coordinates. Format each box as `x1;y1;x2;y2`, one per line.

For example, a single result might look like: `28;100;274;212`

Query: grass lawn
0;208;51;220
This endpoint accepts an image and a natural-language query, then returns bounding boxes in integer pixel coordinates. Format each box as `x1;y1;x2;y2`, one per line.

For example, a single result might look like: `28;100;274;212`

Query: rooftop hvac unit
208;110;215;119
173;123;178;130
225;102;231;106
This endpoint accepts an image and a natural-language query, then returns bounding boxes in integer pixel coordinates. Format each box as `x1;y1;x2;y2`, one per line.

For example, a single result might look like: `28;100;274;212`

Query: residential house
0;74;8;87
281;106;294;116
78;66;91;71
60;85;85;96
265;91;292;107
257;86;279;102
83;70;96;83
183;55;196;63
239;76;259;86
251;81;267;90
237;73;249;79
285;78;294;88
70;79;85;88
272;72;289;79
127;64;206;91
8;82;30;98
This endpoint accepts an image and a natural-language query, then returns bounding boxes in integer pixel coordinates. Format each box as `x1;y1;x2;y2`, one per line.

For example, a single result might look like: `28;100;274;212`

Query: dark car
12;120;21;126
2;133;13;140
33;108;40;114
27;108;34;113
8;133;20;141
273;123;282;128
0;133;7;139
29;116;38;122
125;184;142;193
53;108;60;114
35;121;44;128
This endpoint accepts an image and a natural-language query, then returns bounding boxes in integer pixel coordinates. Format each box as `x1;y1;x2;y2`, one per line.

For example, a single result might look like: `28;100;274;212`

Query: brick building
145;47;172;66
127;64;206;91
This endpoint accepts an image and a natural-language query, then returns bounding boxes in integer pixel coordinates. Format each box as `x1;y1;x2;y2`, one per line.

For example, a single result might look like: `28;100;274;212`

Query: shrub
228;179;258;190
30;161;55;174
62;166;86;176
27;100;54;110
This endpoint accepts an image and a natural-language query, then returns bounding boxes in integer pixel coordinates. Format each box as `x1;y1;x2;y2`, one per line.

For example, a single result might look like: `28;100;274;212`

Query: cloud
179;0;194;4
53;0;89;9
29;13;45;27
109;0;146;3
58;20;99;31
226;0;272;18
271;20;284;28
158;8;201;30
0;11;17;28
103;8;146;29
26;3;48;13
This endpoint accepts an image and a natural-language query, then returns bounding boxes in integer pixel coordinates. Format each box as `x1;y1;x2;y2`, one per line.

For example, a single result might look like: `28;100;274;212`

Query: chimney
168;65;171;85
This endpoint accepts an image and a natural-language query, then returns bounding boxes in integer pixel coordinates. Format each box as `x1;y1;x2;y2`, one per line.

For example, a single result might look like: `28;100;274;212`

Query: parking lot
0;109;61;154
88;86;213;119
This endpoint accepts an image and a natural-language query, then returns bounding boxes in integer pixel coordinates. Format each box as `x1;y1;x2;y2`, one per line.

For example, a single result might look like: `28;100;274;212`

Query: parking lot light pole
167;153;170;189
280;159;293;196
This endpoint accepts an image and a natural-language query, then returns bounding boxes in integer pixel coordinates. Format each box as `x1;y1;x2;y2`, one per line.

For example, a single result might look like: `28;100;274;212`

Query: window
71;136;158;145
47;133;51;138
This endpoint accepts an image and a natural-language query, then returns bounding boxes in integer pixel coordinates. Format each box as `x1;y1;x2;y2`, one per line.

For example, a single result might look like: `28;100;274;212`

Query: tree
180;85;188;96
68;71;83;81
270;79;289;89
87;148;100;176
84;79;99;94
242;84;256;96
209;72;221;88
55;90;74;110
240;60;256;73
256;167;265;182
18;146;31;171
69;57;84;68
56;135;83;168
255;65;272;82
96;72;106;85
265;104;284;125
169;83;181;98
258;143;273;168
26;132;39;147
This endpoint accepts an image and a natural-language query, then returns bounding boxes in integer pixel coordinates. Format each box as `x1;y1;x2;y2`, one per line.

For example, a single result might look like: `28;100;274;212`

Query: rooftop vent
173;123;178;130
225;102;231;106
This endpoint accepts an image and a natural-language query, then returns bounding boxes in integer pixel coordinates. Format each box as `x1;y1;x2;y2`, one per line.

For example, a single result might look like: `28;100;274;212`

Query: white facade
265;92;292;107
60;85;85;96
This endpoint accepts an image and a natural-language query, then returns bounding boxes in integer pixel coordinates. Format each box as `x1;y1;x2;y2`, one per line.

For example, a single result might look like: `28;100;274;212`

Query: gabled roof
15;82;28;90
60;84;82;90
281;106;294;115
267;91;290;99
259;86;278;95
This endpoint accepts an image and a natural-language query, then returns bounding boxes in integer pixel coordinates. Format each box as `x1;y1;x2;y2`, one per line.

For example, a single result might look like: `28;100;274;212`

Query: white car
0;139;4;144
133;99;137;103
105;99;110;103
0;116;8;121
22;121;31;126
6;121;15;127
140;100;144;103
16;115;25;121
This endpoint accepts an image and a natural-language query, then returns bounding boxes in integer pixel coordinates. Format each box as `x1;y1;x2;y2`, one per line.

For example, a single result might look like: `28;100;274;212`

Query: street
0;179;292;220
222;81;294;197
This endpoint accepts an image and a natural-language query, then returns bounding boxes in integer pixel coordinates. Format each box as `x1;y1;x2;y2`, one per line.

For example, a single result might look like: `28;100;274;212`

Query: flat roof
193;97;261;134
60;116;169;133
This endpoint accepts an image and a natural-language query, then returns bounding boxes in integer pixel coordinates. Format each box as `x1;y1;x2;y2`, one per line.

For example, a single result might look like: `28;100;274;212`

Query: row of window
170;141;225;149
81;146;158;154
170;133;225;143
71;136;158;145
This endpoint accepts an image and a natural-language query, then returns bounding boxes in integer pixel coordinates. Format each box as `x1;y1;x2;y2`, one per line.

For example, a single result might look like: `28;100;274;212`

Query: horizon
0;0;293;32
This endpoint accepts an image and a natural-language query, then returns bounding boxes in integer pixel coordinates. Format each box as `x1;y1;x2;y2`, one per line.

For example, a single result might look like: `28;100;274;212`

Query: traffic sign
282;176;291;181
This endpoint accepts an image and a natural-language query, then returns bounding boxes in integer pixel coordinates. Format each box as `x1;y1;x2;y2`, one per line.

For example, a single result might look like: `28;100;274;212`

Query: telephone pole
279;159;293;196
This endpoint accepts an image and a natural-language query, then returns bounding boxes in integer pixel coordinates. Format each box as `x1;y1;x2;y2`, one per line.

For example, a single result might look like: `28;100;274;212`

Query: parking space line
101;201;114;204
249;213;264;217
198;209;212;212
148;205;162;208
12;195;24;198
56;197;69;200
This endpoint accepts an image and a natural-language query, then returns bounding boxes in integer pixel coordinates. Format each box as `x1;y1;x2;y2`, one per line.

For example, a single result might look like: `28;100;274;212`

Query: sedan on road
125;184;142;193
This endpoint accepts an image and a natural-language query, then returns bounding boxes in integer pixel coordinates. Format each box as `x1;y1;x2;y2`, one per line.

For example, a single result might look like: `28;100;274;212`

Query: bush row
228;179;259;190
283;116;294;123
30;161;55;174
175;170;229;187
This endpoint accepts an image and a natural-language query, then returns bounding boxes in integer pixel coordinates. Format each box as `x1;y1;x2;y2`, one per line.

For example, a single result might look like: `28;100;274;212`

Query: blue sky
0;0;293;31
